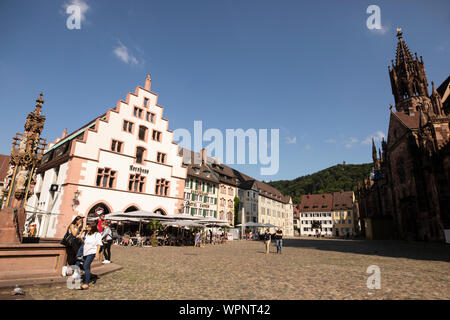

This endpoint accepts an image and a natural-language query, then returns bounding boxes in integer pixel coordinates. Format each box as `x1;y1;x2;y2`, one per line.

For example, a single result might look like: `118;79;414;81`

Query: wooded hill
267;163;373;204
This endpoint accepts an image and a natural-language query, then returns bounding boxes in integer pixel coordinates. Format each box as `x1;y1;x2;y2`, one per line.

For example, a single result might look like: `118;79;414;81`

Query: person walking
194;230;201;247
76;222;103;290
264;229;271;254
275;227;283;254
101;221;113;264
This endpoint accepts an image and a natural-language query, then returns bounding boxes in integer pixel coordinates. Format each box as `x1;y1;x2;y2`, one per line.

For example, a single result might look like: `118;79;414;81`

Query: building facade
298;194;334;236
181;149;219;219
26;75;187;238
331;191;358;237
209;161;238;225
358;30;450;241
298;192;358;237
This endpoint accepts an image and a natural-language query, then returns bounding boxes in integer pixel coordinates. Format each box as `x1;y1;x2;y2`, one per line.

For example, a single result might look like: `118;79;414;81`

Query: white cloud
369;25;389;35
114;41;139;65
63;0;90;23
325;138;336;144
286;136;297;144
345;137;359;149
305;145;311;151
362;131;386;145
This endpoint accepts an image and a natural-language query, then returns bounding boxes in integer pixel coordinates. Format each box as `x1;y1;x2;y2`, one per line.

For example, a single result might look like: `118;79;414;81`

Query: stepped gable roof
332;191;354;210
299;193;333;212
393;112;420;129
0;155;11;182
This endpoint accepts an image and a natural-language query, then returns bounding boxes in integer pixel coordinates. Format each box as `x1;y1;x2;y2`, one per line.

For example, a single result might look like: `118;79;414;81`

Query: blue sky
0;0;449;181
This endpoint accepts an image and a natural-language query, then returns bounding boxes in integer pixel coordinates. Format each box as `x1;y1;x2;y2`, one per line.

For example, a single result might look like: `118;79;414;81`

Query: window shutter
214;198;217;205
214;211;217;218
191;207;195;216
191;193;195;201
203;209;206;217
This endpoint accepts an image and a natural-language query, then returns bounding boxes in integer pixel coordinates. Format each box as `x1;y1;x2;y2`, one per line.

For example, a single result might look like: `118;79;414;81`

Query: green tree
311;220;322;236
233;196;240;226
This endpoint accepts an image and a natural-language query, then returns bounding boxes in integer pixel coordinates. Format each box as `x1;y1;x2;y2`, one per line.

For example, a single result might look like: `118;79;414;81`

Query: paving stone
13;238;450;300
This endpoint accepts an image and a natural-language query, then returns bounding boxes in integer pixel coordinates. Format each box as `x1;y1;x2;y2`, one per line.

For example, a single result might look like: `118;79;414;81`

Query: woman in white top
76;222;103;290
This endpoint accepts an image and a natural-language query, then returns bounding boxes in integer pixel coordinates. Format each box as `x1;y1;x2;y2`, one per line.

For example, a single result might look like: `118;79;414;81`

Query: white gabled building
299;194;334;236
26;75;187;238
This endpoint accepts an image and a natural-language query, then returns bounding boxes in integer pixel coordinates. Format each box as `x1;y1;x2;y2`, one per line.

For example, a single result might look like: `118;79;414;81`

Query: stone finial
144;74;152;91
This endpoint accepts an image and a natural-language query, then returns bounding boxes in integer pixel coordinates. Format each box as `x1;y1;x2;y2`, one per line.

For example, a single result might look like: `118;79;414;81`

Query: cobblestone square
20;238;450;300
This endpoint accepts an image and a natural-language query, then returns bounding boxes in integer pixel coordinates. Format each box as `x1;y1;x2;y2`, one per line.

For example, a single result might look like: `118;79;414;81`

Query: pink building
26;75;187;238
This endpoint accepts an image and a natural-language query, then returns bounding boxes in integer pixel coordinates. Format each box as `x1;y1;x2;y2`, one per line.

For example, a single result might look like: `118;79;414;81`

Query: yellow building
331;191;358;237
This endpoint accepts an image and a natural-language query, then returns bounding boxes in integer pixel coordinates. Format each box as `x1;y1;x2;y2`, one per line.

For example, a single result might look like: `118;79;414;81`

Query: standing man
264;229;271;254
96;211;106;262
275;227;283;254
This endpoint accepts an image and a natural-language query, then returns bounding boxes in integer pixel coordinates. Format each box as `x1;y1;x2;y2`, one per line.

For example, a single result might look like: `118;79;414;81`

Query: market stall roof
164;214;203;220
107;211;172;220
162;220;205;227
197;217;229;225
263;223;277;228
236;222;266;227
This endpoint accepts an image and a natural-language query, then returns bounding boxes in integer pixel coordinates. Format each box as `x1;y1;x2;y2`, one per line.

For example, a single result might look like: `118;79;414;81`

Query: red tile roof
332;191;355;210
393;112;420;129
298;193;333;212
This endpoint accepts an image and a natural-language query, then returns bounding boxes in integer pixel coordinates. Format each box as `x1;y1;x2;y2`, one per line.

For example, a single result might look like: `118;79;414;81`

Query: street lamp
72;190;80;210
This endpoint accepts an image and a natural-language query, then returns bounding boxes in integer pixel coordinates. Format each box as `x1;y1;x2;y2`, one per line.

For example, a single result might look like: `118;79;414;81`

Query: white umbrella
164;214;203;220
106;216;141;222
236;222;266;227
197;217;229;225
263;223;277;228
108;210;172;221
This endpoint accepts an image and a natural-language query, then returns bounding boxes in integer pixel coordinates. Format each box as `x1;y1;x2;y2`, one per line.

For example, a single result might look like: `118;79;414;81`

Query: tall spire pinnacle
372;138;377;162
395;28;414;65
34;93;44;116
389;29;430;114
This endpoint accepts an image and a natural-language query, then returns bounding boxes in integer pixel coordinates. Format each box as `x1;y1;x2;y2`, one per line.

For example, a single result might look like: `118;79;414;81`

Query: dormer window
193;167;200;174
144;98;149;107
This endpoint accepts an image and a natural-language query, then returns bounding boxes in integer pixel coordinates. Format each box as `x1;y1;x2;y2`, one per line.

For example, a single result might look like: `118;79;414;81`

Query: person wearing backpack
264;229;271;254
61;216;83;276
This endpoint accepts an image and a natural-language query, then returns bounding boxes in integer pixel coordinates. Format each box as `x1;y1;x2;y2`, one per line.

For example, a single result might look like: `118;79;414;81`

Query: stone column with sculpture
0;93;47;243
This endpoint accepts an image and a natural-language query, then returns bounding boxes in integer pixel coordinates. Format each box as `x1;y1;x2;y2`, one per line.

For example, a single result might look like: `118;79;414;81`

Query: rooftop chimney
201;148;207;165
